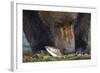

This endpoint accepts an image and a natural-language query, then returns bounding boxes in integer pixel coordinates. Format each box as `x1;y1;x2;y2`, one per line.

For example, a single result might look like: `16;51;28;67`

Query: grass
23;52;91;62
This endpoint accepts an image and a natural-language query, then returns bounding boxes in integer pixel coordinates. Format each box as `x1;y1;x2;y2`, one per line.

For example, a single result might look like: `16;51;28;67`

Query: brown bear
23;10;91;56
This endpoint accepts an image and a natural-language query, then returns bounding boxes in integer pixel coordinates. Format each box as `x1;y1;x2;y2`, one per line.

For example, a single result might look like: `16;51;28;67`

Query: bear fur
23;10;91;54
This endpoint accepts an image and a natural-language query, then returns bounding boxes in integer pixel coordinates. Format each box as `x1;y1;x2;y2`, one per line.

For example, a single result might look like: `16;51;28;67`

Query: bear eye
55;21;62;27
69;20;75;25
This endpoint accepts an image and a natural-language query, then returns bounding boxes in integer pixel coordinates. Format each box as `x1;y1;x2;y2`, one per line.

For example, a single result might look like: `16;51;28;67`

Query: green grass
23;52;91;62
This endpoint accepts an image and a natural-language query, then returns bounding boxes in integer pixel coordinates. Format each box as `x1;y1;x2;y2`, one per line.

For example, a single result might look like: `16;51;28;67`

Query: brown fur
39;11;77;53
